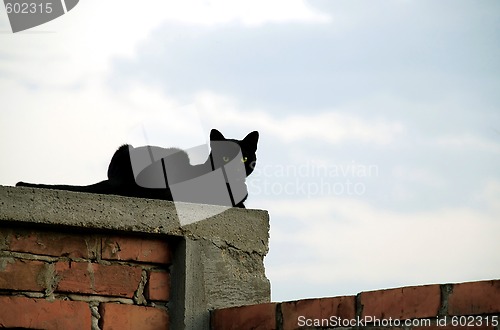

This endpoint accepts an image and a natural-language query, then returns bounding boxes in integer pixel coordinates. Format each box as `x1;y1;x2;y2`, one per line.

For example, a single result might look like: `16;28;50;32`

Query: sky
1;0;499;302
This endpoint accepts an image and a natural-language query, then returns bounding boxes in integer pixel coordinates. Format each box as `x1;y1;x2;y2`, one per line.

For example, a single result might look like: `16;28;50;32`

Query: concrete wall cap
0;186;269;255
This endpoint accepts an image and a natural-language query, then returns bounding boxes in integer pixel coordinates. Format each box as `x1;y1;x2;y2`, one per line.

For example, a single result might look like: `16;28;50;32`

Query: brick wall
211;280;500;330
0;185;271;329
5;186;497;330
0;225;172;329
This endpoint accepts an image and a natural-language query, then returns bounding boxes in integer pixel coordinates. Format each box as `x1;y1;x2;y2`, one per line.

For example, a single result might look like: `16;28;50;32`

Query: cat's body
16;129;259;208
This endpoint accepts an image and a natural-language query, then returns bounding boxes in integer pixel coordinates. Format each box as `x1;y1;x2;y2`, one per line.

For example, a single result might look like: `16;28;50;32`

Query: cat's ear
210;129;225;141
242;131;259;151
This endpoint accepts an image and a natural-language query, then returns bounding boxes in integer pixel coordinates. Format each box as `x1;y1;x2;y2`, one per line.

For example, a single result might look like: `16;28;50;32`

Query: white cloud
194;91;405;145
478;179;500;215
392;166;446;188
158;0;331;27
0;79;207;186
1;0;330;85
263;197;500;298
0;0;335;187
276;112;404;145
436;134;500;154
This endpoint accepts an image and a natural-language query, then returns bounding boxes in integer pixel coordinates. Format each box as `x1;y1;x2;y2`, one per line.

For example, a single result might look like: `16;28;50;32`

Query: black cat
16;129;259;208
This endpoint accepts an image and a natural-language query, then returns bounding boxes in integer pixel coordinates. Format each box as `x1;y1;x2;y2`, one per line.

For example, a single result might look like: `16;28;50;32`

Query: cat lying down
16;129;259;208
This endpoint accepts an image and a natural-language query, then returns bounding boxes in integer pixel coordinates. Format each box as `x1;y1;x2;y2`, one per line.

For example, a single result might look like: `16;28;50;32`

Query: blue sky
1;0;499;301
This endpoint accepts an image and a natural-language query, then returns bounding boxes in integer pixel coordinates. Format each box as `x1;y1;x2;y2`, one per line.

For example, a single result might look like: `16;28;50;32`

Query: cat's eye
223;156;230;162
241;157;248;163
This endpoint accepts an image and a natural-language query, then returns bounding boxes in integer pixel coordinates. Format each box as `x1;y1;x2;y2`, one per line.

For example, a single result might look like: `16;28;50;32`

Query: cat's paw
234;201;246;208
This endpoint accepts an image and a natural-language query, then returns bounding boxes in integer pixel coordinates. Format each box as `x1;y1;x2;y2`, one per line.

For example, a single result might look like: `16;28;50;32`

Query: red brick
0;296;91;329
7;229;99;259
0;258;46;291
100;303;169;330
55;261;142;298
448;280;500;315
360;284;441;320
281;296;356;330
211;303;277;330
147;271;170;301
102;236;172;264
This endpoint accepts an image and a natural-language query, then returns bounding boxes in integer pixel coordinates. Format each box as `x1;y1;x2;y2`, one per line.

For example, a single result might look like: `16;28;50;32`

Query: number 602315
5;2;53;14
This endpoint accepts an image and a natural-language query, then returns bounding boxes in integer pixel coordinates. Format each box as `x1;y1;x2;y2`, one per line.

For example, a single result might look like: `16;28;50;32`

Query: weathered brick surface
3;200;499;330
0;257;46;291
100;303;169;330
102;235;172;264
147;271;170;301
211;303;277;330
55;261;143;297
3;228;99;259
0;296;91;329
281;296;356;330
360;284;441;320
448;280;500;315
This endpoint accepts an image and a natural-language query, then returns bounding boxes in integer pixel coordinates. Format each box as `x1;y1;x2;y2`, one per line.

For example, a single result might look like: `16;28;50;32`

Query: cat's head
209;129;259;177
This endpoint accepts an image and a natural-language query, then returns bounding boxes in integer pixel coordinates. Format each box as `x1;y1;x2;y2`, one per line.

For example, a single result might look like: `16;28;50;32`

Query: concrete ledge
0;185;271;329
0;186;268;255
